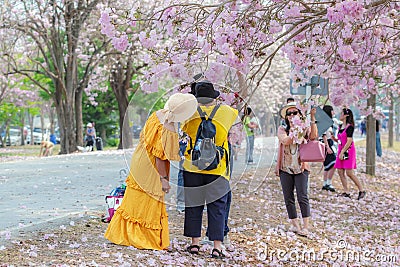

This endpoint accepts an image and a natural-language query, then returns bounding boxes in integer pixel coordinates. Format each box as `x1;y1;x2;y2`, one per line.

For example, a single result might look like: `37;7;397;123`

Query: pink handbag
299;140;326;162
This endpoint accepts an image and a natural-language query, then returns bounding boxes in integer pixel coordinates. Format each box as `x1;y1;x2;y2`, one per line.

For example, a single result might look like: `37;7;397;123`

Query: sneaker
327;185;336;192
338;192;351;198
357;191;366;200
199;236;213;246
322;185;329;191
176;204;185;213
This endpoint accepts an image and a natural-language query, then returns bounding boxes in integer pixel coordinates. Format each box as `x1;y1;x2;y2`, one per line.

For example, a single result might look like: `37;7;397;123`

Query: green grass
354;133;400;152
0;143;120;158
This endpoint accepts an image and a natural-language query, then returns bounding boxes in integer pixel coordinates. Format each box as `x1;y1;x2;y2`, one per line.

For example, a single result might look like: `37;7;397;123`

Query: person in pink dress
334;108;366;200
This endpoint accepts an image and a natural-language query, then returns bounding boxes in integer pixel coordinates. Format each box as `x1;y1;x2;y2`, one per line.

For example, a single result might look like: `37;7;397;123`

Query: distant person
286;97;295;104
39;140;54;157
85;123;96;151
321;105;337;192
50;133;57;145
104;93;198;250
360;118;366;137
281;97;296;126
376;119;382;157
228;123;245;161
176;128;188;213
243;107;258;165
334;108;366;200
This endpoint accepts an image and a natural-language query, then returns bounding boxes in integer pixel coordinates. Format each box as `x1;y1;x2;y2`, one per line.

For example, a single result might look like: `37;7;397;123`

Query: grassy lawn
355;133;400;152
0;144;119;158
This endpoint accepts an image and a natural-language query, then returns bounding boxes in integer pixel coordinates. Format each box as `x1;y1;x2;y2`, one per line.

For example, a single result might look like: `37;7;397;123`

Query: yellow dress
104;112;180;250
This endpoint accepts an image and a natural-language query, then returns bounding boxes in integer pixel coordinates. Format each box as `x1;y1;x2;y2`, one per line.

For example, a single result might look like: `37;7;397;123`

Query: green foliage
0;103;21;127
82;88;119;139
129;87;167;114
106;137;119;147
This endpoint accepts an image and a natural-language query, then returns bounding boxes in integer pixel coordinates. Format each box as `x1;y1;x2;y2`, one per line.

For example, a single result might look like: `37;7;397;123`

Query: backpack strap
208;104;221;121
197;106;207;120
197;104;221;121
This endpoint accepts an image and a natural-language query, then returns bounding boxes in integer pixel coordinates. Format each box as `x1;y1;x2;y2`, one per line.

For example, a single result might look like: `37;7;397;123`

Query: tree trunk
366;95;376;176
265;111;273;137
388;92;394;147
49;105;56;135
75;89;84;146
101;128;107;144
110;58;134;150
54;81;77;154
396;99;400;142
40;109;46;141
20;112;25;145
28;109;34;146
120;99;133;149
113;83;133;150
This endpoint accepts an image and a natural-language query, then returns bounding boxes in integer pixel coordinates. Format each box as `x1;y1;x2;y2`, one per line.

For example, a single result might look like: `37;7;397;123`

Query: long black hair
323;105;334;119
343;108;355;126
241;107;252;121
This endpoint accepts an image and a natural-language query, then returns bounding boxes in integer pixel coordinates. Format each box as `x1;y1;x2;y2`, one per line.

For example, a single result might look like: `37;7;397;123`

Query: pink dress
334;125;357;169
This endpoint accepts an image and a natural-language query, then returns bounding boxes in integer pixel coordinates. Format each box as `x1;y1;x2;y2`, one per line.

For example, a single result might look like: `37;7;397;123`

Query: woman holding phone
334;108;366;200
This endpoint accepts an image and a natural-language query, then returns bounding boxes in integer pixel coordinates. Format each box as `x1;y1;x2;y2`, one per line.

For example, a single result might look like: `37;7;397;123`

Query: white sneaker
176;204;185;213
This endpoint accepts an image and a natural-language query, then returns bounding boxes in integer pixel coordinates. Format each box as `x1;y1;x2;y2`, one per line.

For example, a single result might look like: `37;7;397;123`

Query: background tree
2;0;109;154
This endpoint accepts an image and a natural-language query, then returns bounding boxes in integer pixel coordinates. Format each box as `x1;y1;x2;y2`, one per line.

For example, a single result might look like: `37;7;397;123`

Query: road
0;136;286;244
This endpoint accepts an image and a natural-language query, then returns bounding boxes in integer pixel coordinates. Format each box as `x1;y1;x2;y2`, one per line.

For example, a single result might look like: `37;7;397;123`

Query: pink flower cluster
99;1;399;107
327;0;365;23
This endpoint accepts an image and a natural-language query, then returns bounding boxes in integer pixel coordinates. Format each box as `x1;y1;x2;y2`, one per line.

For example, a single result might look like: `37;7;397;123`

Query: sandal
288;225;299;234
297;229;309;238
186;244;200;255
211;248;226;259
357;191;366;200
338;192;351;198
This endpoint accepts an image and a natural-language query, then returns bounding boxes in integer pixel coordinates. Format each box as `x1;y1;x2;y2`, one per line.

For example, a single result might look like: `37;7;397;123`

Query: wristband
160;176;169;181
311;120;318;124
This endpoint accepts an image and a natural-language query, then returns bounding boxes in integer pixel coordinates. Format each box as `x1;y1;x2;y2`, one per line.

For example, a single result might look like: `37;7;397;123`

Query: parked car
0;129;21;146
132;125;142;139
26;128;49;145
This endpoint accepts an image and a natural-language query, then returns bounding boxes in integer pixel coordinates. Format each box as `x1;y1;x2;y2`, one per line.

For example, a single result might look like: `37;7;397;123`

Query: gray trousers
279;170;310;219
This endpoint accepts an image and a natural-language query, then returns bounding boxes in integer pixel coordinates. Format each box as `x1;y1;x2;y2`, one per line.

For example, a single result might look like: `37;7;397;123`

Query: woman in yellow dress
104;93;197;250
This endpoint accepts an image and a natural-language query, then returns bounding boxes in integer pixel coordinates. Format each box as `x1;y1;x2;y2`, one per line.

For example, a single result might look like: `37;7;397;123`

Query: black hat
194;82;220;103
189;73;206;95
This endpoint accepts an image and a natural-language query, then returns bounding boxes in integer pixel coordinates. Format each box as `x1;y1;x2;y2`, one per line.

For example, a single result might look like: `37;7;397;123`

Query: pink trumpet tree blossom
100;0;399;109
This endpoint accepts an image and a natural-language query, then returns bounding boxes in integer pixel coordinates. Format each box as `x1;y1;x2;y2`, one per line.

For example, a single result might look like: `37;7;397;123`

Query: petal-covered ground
0;146;399;266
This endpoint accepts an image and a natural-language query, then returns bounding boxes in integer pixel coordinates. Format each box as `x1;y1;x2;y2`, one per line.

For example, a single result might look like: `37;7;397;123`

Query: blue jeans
177;160;185;206
246;135;255;162
376;132;382;157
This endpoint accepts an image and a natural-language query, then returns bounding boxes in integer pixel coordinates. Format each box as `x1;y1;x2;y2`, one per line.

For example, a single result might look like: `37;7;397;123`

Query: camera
343;151;349;160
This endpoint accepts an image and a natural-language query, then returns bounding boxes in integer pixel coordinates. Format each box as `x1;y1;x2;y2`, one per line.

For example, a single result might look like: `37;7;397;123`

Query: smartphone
343;151;349;160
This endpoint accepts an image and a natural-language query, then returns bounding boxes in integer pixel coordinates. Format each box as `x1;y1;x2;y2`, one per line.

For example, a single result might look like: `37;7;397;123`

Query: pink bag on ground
299;140;326;162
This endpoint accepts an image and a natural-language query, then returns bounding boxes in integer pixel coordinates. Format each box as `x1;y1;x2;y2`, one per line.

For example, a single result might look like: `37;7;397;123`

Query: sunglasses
286;111;298;116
